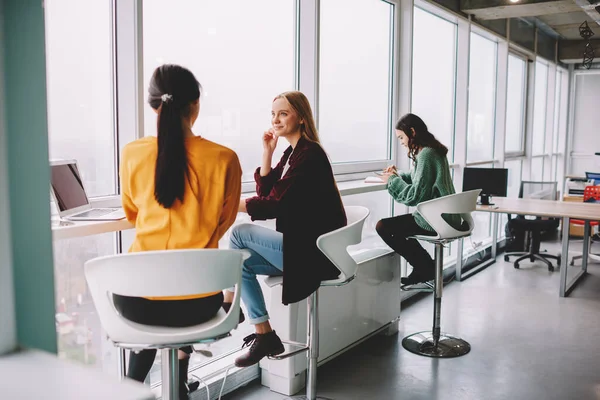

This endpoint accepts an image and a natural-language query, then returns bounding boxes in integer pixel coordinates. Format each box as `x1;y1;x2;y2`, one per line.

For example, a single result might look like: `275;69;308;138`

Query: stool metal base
402;331;471;358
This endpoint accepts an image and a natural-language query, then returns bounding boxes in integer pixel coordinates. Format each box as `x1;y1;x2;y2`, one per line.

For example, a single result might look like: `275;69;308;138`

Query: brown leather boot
234;331;284;368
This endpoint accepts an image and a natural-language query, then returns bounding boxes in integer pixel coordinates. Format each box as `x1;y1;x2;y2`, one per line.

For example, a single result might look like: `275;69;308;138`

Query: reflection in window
143;0;295;183
532;62;548;155
44;0;115;197
53;234;116;370
505;55;526;154
412;7;456;160
467;33;497;163
319;0;394;163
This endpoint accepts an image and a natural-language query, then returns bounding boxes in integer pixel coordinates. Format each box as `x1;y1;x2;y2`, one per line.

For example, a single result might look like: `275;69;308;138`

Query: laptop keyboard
74;208;118;218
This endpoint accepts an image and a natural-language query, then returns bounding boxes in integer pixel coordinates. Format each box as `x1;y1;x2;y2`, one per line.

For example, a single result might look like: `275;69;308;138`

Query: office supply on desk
566;176;594;196
364;176;385;183
585;172;600;185
462;167;508;205
49;160;125;221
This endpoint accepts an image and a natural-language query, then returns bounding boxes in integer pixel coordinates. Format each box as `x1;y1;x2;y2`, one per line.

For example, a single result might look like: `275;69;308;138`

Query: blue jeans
229;223;283;325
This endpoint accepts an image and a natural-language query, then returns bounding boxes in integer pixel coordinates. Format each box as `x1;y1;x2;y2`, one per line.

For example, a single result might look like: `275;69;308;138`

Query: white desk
52;218;134;240
0;349;154;400
456;197;600;297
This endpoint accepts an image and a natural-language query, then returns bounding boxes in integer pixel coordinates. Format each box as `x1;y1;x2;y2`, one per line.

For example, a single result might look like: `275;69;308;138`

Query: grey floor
224;239;600;400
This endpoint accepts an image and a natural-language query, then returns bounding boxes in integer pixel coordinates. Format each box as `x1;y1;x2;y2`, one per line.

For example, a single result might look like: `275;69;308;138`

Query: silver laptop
49;160;126;221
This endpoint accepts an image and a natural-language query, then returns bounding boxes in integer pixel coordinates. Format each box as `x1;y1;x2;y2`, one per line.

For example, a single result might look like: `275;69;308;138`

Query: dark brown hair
147;64;201;208
396;113;448;163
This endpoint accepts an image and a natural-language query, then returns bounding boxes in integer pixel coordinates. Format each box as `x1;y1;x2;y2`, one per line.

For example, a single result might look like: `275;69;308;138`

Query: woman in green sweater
376;113;458;286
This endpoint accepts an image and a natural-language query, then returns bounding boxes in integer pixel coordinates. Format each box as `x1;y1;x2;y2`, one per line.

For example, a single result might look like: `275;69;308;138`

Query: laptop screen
50;162;89;212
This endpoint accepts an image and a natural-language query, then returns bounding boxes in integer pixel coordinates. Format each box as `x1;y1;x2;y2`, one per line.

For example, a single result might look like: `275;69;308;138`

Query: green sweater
386;147;460;232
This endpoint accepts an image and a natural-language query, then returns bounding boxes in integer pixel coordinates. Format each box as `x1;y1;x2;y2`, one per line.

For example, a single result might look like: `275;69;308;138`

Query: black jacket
245;137;347;304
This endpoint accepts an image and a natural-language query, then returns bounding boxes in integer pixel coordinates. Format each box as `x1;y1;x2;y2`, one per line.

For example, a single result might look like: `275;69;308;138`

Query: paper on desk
364;176;385;184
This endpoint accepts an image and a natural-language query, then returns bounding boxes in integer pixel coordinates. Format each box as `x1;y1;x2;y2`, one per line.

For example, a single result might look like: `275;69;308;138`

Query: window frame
319;0;400;177
504;51;528;157
411;4;458;162
465;27;499;165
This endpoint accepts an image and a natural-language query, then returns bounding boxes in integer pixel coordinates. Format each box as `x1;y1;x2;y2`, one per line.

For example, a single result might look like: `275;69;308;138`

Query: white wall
0;0;17;356
569;72;600;175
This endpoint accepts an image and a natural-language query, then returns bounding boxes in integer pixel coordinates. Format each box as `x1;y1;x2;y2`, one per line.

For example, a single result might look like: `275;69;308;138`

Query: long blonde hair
274;91;321;144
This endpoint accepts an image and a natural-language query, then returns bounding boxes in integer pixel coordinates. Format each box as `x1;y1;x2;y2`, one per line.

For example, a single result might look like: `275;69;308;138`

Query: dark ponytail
148;65;201;208
395;113;448;163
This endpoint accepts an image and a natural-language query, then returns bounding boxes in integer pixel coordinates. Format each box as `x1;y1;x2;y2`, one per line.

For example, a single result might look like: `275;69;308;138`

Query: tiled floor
223;239;600;400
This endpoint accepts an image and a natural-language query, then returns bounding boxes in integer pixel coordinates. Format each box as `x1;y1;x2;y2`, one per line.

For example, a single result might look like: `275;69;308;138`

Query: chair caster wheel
504;255;509;262
557;257;561;265
548;266;554;272
570;260;575;266
514;262;520;269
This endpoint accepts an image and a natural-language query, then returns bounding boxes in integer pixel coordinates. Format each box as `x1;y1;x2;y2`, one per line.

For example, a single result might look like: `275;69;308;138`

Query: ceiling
462;0;600;40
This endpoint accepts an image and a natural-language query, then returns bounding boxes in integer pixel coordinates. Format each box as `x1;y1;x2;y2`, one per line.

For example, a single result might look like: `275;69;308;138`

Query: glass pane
557;70;569;155
505;159;522;198
44;0;116;197
531;157;543;181
412;7;457;160
552;70;561;154
53;234;117;372
531;62;548;155
505;55;526;154
467;33;497;163
143;0;295;183
320;0;394;163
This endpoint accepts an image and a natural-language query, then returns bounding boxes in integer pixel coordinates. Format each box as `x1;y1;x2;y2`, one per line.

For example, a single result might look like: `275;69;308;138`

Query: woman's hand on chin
263;129;278;154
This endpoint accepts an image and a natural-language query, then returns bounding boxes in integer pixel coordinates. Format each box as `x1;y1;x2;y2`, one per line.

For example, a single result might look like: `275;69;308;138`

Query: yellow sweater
120;136;242;300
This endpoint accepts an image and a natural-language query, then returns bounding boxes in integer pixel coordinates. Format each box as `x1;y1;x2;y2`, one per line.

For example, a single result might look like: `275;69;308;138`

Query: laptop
49;160;126;221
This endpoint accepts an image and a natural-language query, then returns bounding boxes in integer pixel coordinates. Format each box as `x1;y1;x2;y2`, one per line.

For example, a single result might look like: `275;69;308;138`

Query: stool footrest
401;281;434;292
267;340;308;360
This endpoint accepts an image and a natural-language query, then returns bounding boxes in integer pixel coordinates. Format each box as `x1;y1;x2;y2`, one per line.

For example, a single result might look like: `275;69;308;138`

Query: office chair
85;249;246;400
401;190;479;358
504;181;561;271
264;206;370;399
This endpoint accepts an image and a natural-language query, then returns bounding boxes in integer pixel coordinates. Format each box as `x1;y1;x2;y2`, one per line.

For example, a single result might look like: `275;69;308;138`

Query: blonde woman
227;91;347;367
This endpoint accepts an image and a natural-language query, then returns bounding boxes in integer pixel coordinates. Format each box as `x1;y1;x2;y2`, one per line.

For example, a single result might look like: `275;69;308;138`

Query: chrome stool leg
161;348;179;400
285;290;333;400
402;243;471;358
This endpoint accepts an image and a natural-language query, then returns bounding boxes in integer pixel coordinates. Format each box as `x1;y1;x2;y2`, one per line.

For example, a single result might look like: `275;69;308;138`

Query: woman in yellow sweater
117;64;242;399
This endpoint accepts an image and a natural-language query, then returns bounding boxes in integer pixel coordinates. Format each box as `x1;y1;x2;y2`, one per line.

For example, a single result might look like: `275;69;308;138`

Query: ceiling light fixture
509;0;520;3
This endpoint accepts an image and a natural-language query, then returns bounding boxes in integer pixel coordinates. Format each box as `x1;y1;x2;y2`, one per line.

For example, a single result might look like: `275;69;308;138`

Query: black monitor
462;167;508;205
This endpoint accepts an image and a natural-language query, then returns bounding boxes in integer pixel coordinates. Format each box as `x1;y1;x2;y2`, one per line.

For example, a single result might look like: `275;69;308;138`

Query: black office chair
504;181;561;271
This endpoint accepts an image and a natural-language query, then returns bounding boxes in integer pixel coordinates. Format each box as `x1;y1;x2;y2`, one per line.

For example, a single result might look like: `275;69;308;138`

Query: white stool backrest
316;206;370;285
84;249;245;346
415;190;480;240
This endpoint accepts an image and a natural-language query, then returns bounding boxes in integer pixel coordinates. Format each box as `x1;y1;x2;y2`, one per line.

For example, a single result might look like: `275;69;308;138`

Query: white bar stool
265;206;370;400
84;249;247;400
402;190;480;358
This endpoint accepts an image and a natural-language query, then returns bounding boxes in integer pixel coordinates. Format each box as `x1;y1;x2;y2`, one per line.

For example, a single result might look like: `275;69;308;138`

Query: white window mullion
494;39;508;167
114;0;145;155
452;16;470;192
